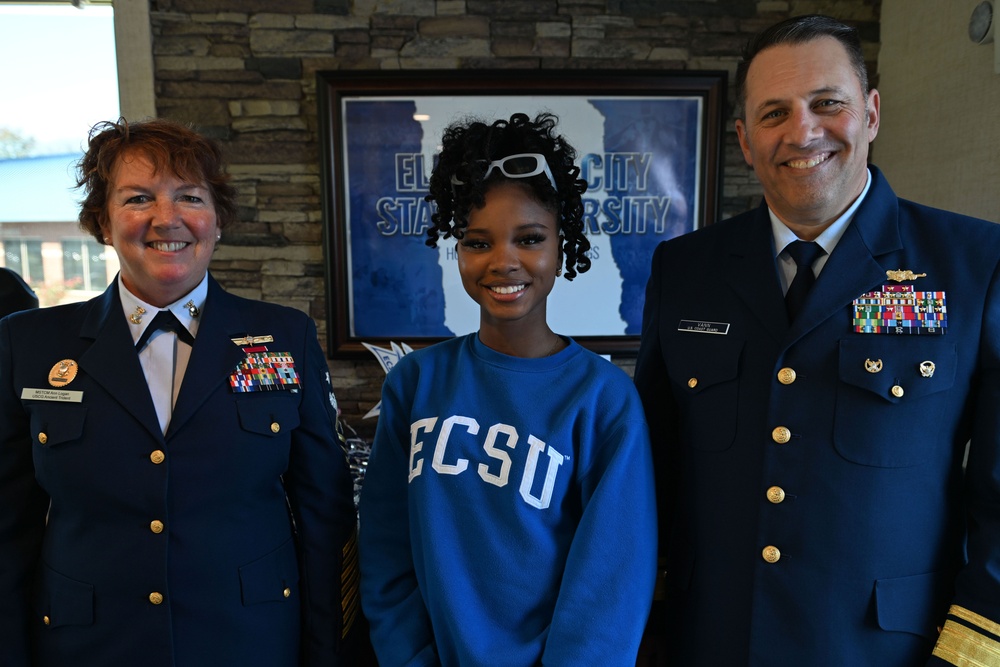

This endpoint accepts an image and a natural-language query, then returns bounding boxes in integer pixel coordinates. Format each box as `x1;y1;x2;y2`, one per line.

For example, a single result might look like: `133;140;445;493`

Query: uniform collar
118;273;209;346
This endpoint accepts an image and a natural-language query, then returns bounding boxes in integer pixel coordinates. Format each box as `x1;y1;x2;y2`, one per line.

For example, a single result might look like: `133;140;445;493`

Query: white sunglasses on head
451;153;557;191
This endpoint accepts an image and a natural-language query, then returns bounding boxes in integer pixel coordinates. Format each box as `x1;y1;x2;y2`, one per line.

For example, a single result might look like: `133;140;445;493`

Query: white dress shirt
119;275;207;433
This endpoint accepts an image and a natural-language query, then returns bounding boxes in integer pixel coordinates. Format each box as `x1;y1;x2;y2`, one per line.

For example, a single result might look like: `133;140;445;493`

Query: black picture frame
318;69;726;359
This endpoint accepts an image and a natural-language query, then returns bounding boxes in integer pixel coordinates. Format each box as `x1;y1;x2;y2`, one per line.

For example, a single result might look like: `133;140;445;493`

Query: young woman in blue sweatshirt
359;112;657;666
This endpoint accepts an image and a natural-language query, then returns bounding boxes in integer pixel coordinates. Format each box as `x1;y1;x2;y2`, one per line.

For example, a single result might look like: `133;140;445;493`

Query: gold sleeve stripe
341;530;359;638
949;605;1000;639
931;605;1000;667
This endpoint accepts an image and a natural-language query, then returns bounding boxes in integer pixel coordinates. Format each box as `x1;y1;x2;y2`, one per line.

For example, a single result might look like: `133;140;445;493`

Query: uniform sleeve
634;242;679;549
929;260;1000;666
358;367;440;667
281;318;358;667
542;397;658;667
0;316;50;667
633;243;682;664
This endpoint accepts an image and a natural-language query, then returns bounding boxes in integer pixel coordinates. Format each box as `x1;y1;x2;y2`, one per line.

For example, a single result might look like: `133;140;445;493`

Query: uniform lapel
785;167;904;344
723;205;788;344
78;284;163;441
167;277;248;437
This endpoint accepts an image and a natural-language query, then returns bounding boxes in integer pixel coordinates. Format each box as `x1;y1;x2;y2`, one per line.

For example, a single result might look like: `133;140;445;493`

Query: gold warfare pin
231;334;274;347
48;359;79;387
886;269;927;282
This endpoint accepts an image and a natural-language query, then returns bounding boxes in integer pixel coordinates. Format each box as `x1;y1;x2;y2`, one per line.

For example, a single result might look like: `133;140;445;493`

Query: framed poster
318;69;726;358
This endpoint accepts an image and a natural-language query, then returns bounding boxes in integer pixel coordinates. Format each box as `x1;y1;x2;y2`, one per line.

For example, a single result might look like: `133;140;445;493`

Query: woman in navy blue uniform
0;118;357;667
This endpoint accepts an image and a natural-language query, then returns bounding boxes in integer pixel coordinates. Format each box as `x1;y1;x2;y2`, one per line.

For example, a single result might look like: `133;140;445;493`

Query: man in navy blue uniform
635;14;1000;666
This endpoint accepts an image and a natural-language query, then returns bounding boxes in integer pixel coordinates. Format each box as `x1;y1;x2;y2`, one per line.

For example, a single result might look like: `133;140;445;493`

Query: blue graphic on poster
342;96;703;339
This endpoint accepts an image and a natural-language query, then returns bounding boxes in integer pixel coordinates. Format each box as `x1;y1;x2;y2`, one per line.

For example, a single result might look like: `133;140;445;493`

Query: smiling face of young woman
102;150;220;307
457;181;563;356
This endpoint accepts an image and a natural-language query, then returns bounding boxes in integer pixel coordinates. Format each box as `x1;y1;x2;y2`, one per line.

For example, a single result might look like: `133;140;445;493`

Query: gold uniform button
687;378;698;389
283;587;291;598
149;592;164;605
766;486;786;504
150;520;164;534
38;432;48;445
891;385;904;398
762;546;781;563
43;615;51;626
270;422;280;434
777;368;796;385
771;426;791;444
150;450;165;464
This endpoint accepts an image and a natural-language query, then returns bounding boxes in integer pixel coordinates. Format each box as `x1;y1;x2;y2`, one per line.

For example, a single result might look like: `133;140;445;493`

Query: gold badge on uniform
886;269;927;282
231;334;274;348
48;359;79;387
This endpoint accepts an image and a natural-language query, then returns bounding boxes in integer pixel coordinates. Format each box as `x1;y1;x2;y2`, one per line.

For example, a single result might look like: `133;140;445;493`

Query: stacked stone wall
150;0;880;438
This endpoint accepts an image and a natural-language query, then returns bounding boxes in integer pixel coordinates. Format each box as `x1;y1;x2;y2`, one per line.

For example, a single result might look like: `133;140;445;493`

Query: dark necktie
784;240;825;322
135;309;195;351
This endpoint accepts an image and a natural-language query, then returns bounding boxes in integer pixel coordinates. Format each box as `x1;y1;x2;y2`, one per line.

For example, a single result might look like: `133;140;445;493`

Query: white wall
877;0;1000;222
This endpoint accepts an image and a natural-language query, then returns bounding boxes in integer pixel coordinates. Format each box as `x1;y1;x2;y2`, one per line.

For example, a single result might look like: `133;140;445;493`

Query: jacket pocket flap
33;564;94;628
29;405;87;447
668;335;744;393
239;538;300;606
839;338;956;403
874;570;951;638
235;397;301;436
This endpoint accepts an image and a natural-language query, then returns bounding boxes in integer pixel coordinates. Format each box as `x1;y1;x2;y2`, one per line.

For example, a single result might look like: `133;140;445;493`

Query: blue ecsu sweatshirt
359;334;657;667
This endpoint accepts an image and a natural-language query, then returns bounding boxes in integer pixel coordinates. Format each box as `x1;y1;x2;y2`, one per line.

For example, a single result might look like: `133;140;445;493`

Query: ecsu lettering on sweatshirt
407;415;567;510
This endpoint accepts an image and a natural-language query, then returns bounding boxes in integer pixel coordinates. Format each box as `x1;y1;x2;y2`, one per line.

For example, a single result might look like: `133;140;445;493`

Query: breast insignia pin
231;334;274;347
48;359;79;387
865;358;883;374
886;270;927;282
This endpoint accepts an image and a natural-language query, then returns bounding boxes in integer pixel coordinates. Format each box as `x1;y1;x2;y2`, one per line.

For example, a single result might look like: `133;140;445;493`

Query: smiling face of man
735;36;880;239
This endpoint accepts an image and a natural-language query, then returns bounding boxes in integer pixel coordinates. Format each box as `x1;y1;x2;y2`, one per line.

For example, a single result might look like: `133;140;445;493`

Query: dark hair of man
425;112;591;280
734;14;869;120
76;117;238;244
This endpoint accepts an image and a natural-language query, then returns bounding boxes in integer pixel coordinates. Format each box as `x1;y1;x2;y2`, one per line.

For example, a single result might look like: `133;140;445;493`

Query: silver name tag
21;388;84;403
678;320;730;335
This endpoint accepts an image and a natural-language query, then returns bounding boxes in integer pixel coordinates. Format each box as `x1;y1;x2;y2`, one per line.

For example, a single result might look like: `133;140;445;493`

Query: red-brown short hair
76;117;238;243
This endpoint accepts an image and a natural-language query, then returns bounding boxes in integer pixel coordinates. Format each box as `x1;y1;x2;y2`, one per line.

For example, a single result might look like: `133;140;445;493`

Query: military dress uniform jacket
0;275;357;667
634;167;1000;667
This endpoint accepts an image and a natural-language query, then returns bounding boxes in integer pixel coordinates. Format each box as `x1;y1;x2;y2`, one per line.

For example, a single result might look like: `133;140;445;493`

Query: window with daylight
0;1;125;306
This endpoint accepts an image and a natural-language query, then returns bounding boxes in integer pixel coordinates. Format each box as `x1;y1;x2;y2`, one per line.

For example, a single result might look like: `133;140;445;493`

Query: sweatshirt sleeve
542;394;658;666
359;367;440;667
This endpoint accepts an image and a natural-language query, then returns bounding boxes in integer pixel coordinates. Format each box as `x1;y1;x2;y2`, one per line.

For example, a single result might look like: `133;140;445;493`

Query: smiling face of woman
102;150;220;307
457;181;562;352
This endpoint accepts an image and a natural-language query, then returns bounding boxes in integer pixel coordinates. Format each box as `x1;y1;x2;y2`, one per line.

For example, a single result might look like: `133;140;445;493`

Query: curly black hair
425;112;591;280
